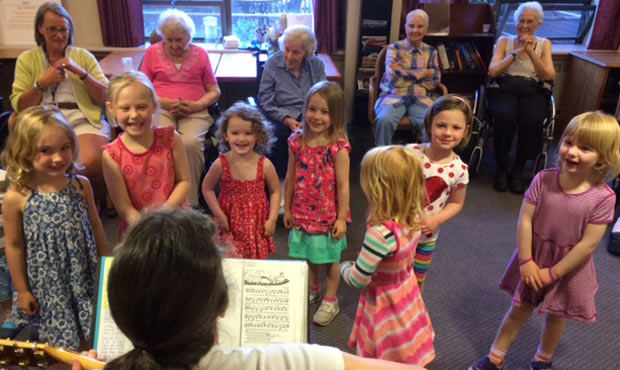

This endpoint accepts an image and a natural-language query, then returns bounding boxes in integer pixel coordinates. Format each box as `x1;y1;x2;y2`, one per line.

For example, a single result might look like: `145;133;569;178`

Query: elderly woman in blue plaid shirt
374;9;440;146
258;25;326;180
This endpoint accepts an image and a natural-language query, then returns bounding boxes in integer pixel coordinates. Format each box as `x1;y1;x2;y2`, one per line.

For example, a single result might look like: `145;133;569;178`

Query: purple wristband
518;257;533;266
549;268;559;284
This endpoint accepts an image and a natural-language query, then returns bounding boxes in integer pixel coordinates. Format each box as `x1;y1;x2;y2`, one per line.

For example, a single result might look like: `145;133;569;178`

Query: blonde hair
106;71;160;127
423;94;474;149
1;105;80;190
302;81;348;144
559;111;620;182
361;146;425;229
215;101;275;154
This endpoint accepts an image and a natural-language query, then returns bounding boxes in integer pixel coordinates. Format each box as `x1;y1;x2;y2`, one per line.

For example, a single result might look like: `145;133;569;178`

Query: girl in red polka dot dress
406;94;473;293
103;71;191;238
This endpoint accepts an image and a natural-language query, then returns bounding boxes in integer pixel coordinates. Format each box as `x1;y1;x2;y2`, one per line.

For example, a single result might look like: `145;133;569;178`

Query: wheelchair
466;79;556;177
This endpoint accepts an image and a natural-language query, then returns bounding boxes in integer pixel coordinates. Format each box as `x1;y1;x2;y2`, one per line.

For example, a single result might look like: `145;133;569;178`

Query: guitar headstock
0;339;105;370
0;339;56;369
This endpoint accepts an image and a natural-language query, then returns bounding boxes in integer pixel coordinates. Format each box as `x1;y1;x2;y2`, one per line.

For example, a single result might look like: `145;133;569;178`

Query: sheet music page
218;259;308;347
92;257;134;360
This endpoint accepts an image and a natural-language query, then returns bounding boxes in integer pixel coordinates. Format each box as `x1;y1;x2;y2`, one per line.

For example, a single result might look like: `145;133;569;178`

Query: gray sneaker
308;290;322;304
312;300;339;326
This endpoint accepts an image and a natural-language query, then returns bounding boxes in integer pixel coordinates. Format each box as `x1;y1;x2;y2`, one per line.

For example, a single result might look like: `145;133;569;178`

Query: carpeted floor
100;125;620;369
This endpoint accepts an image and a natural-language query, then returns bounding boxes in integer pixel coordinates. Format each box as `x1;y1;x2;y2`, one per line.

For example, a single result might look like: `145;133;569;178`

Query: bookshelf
355;1;392;96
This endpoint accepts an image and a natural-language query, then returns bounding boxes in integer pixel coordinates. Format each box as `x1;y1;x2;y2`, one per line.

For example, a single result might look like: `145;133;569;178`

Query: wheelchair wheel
534;152;547;174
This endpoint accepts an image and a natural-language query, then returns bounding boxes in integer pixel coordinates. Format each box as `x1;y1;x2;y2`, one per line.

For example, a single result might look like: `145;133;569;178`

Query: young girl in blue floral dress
284;81;350;327
1;105;106;349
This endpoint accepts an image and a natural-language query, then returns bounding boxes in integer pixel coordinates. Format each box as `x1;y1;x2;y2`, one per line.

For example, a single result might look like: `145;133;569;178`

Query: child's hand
332;219;347;239
421;215;440;238
339;260;354;277
519;260;542;291
537;268;554;288
17;291;39;316
216;215;230;231
264;218;276;237
283;210;293;229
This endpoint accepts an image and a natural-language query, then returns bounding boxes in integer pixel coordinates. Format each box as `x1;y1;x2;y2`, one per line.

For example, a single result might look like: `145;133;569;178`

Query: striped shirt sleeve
342;225;397;289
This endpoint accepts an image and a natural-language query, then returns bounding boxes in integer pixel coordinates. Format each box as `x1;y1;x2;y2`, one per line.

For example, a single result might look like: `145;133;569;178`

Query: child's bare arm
332;149;350;239
263;159;280;237
517;200;542;291
283;148;297;229
102;151;140;225
421;184;466;236
201;159;229;230
75;176;108;256
3;190;39;315
164;132;191;208
550;223;607;280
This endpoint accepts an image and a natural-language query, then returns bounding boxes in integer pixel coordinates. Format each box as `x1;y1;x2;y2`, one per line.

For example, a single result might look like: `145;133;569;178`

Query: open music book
92;257;309;360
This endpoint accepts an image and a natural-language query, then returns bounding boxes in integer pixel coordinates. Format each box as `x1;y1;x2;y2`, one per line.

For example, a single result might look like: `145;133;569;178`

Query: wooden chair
368;46;448;143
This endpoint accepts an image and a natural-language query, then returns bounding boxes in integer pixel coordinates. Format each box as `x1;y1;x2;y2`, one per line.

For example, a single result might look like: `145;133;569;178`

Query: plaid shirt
376;40;440;109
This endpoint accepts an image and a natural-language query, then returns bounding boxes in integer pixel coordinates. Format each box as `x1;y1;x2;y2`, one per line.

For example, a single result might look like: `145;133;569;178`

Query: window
470;0;597;44
143;0;314;44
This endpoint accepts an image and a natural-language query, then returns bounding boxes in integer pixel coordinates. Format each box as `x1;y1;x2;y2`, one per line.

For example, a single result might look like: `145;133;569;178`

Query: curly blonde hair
558;111;620;183
215;101;275;154
361;146;425;229
1;105;80;190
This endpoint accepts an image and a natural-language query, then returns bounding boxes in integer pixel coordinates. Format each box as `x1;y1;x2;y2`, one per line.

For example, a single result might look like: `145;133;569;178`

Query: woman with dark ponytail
84;209;428;370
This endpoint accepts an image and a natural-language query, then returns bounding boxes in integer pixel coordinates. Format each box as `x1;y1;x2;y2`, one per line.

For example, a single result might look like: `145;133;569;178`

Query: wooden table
99;49;340;81
559;50;620;134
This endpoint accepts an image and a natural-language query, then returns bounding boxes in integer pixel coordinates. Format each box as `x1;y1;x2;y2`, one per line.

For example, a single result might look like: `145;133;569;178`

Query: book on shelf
437;43;451;71
361;19;388;28
361;54;378;69
361;35;387;48
357;67;375;92
92;257;309;360
468;42;487;71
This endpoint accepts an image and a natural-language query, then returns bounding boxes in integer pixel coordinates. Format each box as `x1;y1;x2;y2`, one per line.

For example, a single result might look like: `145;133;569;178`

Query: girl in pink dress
469;111;620;370
102;71;190;237
284;81;351;327
340;146;435;366
201;102;280;259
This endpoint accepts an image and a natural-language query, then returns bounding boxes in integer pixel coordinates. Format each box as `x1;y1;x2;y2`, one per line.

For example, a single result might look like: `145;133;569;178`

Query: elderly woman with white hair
374;9;440;146
258;25;326;180
487;1;555;194
140;9;221;206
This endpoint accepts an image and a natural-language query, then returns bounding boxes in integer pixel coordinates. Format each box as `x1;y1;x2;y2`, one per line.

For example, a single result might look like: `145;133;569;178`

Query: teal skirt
288;228;347;264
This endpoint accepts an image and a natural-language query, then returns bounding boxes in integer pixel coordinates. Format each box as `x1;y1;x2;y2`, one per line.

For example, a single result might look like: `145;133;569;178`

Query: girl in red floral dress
284;81;351;327
202;102;280;259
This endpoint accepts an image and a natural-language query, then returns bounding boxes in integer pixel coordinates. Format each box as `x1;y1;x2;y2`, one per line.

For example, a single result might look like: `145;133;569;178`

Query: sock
488;345;506;366
323;296;338;304
533;348;552;364
309;285;320;294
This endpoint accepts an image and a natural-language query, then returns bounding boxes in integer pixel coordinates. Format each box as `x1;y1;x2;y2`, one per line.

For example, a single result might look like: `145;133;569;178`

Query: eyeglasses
44;26;69;35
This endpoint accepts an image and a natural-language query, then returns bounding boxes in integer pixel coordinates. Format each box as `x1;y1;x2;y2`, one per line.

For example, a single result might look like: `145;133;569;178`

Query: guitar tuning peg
36;359;48;368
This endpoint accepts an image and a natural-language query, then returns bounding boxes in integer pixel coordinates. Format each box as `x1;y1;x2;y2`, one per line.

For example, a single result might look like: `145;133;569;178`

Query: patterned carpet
100;127;620;369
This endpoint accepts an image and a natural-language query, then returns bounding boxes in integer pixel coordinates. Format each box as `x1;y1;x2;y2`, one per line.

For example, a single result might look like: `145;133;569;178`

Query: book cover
92;257;309;360
437;43;451;71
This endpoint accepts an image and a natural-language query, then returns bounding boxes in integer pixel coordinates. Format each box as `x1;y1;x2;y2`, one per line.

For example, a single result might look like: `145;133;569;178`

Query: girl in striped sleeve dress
340;146;435;367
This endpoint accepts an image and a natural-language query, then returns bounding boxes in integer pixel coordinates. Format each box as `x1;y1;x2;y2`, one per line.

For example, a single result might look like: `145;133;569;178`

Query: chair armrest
368;75;379;123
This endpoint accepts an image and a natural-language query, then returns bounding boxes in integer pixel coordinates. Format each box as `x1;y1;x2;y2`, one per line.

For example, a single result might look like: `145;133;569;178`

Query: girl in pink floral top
284;81;351;327
103;71;190;237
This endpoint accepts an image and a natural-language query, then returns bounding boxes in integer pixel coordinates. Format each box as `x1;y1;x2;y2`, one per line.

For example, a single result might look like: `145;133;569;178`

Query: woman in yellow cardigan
10;2;109;199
